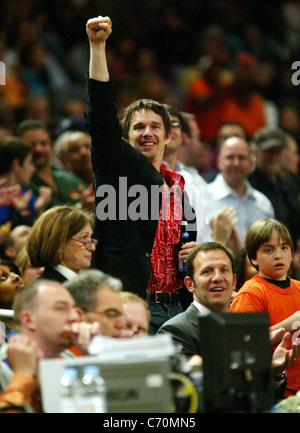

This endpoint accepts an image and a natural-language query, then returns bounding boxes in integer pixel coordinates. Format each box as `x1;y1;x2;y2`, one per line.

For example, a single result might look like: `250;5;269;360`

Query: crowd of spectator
1;0;300;413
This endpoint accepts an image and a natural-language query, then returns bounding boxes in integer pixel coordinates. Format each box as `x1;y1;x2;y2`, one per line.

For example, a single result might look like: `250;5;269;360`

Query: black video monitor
199;312;274;413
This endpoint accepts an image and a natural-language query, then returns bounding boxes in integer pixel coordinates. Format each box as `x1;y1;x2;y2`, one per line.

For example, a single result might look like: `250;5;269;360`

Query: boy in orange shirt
231;218;300;397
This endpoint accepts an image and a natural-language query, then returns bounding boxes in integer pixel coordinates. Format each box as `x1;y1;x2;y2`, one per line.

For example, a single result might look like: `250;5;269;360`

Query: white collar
54;264;77;280
192;299;211;315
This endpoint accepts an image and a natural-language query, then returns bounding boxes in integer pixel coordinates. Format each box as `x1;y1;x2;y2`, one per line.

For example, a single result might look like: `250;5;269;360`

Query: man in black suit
157;242;235;358
85;16;197;333
157;242;295;401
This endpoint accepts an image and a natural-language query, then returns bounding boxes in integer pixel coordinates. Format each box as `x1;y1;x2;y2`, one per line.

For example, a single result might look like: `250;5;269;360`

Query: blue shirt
205;173;275;241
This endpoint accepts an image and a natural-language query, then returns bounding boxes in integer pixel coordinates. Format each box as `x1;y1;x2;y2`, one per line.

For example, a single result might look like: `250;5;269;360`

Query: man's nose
211;269;223;280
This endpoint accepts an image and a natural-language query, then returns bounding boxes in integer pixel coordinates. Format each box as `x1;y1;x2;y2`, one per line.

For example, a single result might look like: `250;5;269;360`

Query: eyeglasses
171;121;182;129
71;236;98;248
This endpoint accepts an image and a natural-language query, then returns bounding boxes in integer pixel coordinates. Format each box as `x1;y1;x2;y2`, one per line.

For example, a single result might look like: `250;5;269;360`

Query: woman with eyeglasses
26;205;97;283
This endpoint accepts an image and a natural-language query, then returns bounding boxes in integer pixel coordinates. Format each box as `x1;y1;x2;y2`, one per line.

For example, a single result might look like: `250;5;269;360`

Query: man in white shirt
163;105;241;247
163;105;210;243
205;136;275;242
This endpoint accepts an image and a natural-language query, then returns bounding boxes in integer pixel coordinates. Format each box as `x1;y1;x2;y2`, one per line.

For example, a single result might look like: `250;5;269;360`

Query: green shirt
28;169;87;207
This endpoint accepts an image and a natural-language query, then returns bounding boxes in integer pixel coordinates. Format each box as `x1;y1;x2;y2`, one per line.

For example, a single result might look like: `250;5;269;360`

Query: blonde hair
15;246;29;274
120;291;151;321
27;205;94;268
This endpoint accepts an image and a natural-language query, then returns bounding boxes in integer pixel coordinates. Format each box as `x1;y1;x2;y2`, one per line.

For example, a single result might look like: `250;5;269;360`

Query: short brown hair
245;219;293;266
120;99;171;140
13;278;61;325
186;242;234;282
0;136;33;175
26;205;94;267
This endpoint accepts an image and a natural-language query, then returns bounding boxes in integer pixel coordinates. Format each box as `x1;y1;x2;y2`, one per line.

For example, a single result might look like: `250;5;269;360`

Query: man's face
123;301;149;337
182;118;203;169
21;128;52;169
10;225;32;256
29;284;80;353
83;286;126;338
185;249;235;312
282;136;299;175
256;146;283;175
128;109;171;169
66;132;93;176
218;137;253;187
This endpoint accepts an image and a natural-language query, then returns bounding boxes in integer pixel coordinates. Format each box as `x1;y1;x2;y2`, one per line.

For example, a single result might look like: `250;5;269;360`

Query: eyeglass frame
170;120;182;129
70;236;98;248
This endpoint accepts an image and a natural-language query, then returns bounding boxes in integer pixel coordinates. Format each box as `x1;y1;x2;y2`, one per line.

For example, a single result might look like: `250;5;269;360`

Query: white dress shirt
205;173;275;241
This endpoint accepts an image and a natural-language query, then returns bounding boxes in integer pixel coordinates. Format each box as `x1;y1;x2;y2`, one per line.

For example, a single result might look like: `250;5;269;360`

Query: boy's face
251;230;292;280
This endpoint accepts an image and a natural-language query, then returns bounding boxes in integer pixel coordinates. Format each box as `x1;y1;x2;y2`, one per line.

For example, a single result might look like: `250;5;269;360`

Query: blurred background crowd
1;0;300;146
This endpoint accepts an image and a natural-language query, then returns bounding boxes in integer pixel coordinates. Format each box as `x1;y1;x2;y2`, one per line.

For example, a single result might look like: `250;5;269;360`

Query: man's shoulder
52;169;86;186
158;304;198;332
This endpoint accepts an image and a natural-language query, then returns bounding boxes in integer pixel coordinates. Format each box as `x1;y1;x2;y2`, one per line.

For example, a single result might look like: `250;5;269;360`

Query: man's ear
216;154;222;172
19;310;36;331
232;273;237;292
184;275;195;294
181;132;189;147
164;130;172;147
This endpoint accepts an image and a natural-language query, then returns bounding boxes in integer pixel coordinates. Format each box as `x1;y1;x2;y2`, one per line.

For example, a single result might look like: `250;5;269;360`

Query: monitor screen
198;312;274;413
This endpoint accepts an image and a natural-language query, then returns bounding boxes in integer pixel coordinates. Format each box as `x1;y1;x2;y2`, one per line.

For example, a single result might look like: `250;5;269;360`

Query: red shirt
147;163;185;293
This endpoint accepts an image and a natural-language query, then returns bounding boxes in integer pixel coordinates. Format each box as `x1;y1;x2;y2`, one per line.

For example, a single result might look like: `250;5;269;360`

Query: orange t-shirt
231;274;300;397
219;93;266;137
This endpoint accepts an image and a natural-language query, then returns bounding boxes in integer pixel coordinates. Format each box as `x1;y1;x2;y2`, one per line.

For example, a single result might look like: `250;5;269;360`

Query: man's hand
179;241;198;262
7;334;40;378
86;16;112;45
34;186;52;215
272;331;300;377
70;321;101;355
0;179;21;206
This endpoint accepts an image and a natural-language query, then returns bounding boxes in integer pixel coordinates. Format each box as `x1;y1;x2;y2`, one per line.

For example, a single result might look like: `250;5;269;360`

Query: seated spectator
26;205;96;283
249;126;300;247
0;260;25;310
2;225;31;262
0;136;51;234
176;111;210;184
0;334;39;413
280;133;300;178
64;269;128;339
231;218;300;397
0;279;100;412
120;291;151;337
157;242;235;359
53;131;93;184
159;241;299;400
218;53;267;139
15;247;44;286
15;119;92;210
205;136;275;242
